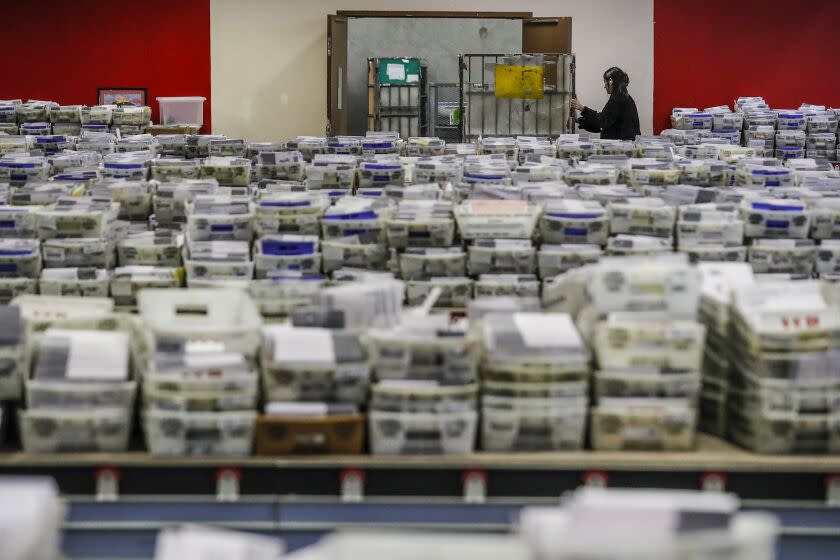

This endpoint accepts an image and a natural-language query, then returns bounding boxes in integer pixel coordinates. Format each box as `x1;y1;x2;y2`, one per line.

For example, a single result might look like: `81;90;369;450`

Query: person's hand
570;98;584;111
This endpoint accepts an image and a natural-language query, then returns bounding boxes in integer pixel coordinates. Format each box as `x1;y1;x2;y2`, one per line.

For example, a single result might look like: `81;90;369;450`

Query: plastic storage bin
368;409;477;455
156;97;206;127
590;399;697;451
254;235;321;277
39;268;110;298
144;409;256;456
19;408;132;453
137;288;263;358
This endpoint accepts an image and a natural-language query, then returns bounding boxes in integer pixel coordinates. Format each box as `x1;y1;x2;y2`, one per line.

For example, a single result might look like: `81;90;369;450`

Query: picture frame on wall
97;87;147;106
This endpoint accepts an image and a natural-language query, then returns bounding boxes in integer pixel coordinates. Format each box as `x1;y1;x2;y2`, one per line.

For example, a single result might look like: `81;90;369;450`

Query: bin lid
156;96;207;102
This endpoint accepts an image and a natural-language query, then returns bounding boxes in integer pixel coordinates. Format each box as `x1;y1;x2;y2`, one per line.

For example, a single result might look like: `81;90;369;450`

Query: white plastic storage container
144;409;256;456
39;268;110;298
541;200;609;245
482;400;587;451
186;195;254;242
405;278;473;308
740;199;810;239
110;266;182;307
369;409;477;455
138;289;263;357
590;398;697;451
19;408;131;453
157;97;206;127
42;238;115;269
117;231;184;267
182;240;254;286
0;239;41;278
254;235;321;277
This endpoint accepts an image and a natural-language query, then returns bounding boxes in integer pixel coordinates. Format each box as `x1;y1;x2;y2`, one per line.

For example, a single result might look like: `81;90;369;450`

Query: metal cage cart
459;53;575;140
367;57;428;140
428;83;461;143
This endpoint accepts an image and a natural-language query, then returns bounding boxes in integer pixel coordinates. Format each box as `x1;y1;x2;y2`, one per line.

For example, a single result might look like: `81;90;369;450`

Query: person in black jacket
570;67;640;141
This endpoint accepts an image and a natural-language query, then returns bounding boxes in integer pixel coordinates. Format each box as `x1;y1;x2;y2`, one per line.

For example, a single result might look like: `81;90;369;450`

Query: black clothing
577;93;641;140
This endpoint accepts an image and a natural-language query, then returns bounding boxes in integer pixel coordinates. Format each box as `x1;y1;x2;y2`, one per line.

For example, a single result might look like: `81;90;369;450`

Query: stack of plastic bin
257;324;368;455
138;289;262;456
37;197;120;298
321;197;394;273
368;313;479;454
480;312;588;451
676;202;746;264
695;262;755;438
153;179;220;229
186;194;254;242
254;191;330;237
386;199;466;308
586;255;702;451
0;238;41;303
726;281;840;453
199;156;251;187
20;310;136;453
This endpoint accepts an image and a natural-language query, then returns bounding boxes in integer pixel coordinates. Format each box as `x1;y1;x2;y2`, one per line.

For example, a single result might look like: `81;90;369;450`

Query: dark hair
603;67;630;96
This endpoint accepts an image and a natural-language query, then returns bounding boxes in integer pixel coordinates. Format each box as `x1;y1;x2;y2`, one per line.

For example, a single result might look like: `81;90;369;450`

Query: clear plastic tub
368;409;477;454
110;266;182;306
727;407;839;454
186;195;254;242
254;192;329;236
593;370;700;401
305;160;356;190
25;379;136;410
256;151;305;181
413;158;464;185
594;314;706;372
138;288;263;357
111;106;151;126
117;231;183;267
322;239;389;273
37;197;119;239
102;152;152;180
740;199;810;239
537;244;602;279
608;198;676;238
157;97;206;127
254;235;321;277
0;278;37;304
357;160;405;187
398;248;466;280
672;112;712;130
183;241;254;285
475;274;540;298
776;111;806;131
42;238;115;269
405;278;473;308
260;327;369;403
468;239;536;276
540;200;609;245
556;141;595;160
39;268;110;298
0;156;50;185
386;201;455;249
406;137;446;157
156;134;188;157
454;200;540;240
371;382;478;413
590;399;697;451
563;164;619;185
368;327;480;384
683;244;747;264
150;158;201;181
0;239;41;278
19;408;131;453
80;106;113;125
198;156;251;186
0;206;40;238
748;239;816;274
144;409;256;456
816;240;840;274
153;179;220;227
482;401;586;451
606;234;673;256
248;275;326;319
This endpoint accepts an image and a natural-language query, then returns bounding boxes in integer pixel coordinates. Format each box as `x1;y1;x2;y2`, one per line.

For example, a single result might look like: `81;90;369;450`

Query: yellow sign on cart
495;65;544;99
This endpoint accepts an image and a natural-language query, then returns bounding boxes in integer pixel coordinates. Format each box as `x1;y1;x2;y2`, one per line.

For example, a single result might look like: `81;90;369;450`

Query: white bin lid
156;96;207;102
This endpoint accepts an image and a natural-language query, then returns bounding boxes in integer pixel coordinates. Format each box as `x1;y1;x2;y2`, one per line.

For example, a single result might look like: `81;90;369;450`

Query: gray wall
346;17;523;135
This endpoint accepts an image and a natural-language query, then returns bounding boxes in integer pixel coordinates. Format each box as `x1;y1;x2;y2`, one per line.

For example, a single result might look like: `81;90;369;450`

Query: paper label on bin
54;329;129;381
513;313;581;349
386;63;406;81
272;327;335;364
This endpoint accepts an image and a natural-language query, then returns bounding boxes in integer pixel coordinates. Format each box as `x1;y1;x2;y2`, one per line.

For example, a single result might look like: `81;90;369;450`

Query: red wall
654;0;840;133
0;0;211;132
